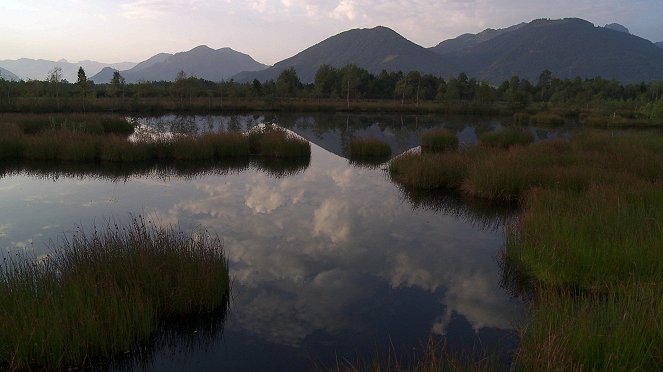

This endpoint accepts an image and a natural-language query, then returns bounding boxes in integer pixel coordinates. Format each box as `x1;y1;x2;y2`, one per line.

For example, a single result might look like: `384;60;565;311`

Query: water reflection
395;186;517;231
0;158;310;182
0;114;528;371
131;113;567;161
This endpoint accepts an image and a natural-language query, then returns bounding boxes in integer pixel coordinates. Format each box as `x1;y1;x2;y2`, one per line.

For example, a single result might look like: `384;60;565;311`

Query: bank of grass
0;120;310;162
0;218;229;370
421;129;459;153
388;132;663;370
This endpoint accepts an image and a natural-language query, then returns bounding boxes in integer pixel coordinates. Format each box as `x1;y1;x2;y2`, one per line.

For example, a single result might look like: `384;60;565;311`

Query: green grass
421;129;459;153
0;217;229;370
479;128;534;149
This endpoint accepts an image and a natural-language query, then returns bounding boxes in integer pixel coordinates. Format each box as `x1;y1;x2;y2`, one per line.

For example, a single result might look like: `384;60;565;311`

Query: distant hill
430;23;526;54
91;46;268;83
604;23;630;34
0;58;136;82
656;42;663;49
0;67;20;81
430;18;663;84
234;26;457;84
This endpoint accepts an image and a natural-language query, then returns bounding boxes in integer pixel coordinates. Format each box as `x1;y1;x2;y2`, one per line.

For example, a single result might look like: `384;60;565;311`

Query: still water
0;114;550;371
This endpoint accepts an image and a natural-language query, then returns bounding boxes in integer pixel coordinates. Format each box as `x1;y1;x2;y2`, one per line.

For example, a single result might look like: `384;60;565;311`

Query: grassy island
0;114;311;163
0;218;230;370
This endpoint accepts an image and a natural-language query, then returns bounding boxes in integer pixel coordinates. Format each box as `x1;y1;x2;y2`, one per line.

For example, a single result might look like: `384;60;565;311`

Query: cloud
331;0;361;21
120;0;202;19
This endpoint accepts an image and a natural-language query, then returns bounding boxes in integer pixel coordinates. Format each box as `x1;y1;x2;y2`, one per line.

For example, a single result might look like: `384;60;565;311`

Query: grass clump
0;217;229;370
479;128;534;148
248;125;311;158
421;129;459;153
389;152;468;189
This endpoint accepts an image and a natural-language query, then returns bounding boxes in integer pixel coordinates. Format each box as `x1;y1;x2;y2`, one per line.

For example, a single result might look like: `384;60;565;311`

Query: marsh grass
388;132;663;369
389;152;469;189
515;284;662;371
0;217;229;370
316;336;503;372
479;128;534;148
0;120;309;163
248;125;311;158
421;129;459;153
349;138;392;162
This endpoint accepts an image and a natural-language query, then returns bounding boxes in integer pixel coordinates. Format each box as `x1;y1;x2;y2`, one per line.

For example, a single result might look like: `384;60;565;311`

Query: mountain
656;42;663;49
91;46;268;83
604;23;630;34
0;58;136;82
233;26;457;84
430;18;663;84
0;67;20;81
430;23;526;54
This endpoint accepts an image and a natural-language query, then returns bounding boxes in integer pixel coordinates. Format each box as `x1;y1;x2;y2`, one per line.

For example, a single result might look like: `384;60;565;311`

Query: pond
0;113;561;371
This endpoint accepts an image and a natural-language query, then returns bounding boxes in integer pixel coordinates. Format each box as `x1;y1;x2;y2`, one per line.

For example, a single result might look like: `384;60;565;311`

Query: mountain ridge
430;18;663;84
0;58;136;82
91;46;268;83
233;26;458;84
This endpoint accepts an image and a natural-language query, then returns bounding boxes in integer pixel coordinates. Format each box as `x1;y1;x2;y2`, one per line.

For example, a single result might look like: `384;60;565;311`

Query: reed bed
421;129;459;153
388;132;663;369
248;126;311;158
0;122;310;163
479;128;534;149
349;138;392;160
0;218;229;370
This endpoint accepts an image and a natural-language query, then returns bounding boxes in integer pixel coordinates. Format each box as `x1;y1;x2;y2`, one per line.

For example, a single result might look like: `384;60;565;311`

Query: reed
248;125;311;158
421;129;459;153
0;217;229;370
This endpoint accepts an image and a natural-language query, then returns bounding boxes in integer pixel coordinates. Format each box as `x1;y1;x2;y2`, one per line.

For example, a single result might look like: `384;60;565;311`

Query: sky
1;0;662;65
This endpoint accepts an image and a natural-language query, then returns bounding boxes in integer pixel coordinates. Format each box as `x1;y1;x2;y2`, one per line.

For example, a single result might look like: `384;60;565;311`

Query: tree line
1;64;662;118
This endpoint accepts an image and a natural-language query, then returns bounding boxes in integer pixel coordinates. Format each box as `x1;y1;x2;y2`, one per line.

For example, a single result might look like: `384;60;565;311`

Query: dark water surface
0;114;546;371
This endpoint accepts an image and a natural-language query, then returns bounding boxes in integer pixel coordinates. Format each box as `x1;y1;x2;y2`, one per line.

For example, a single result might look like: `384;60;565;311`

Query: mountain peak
234;26;456;84
430;17;663;84
189;45;214;53
605;23;630;34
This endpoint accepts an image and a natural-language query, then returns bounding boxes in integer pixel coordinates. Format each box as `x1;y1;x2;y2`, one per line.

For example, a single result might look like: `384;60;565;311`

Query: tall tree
109;71;126;98
275;67;301;98
77;67;88;113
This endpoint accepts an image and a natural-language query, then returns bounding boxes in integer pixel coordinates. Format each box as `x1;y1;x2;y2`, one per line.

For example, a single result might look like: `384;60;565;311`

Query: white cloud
331;0;361;21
